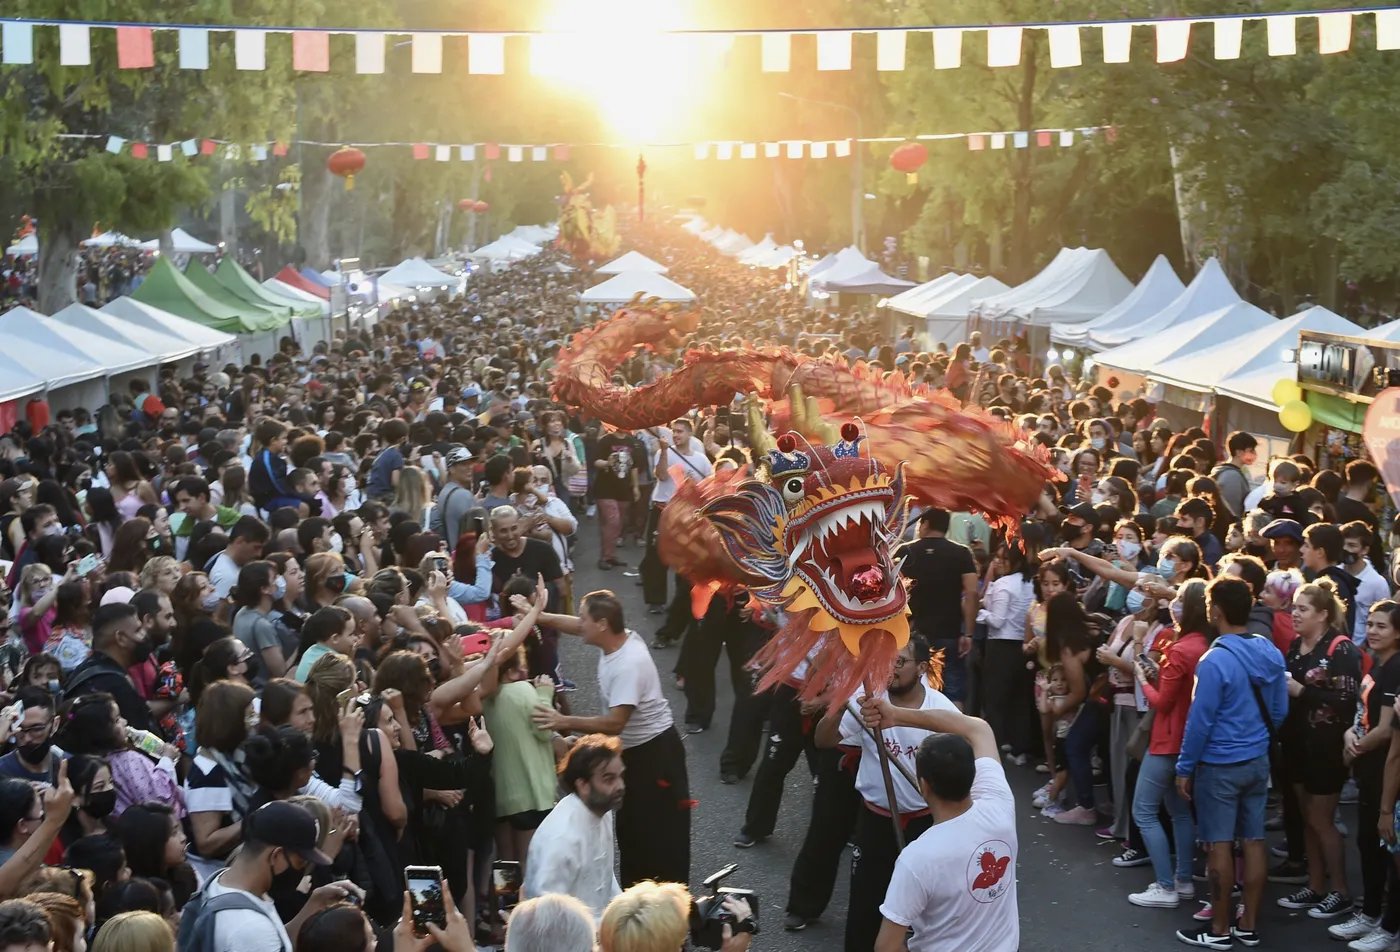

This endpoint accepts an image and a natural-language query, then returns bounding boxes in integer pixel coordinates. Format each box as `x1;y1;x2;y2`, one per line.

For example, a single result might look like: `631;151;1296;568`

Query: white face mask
1116;540;1142;561
1090;437;1107;451
1090;490;1108;506
329;532;344;554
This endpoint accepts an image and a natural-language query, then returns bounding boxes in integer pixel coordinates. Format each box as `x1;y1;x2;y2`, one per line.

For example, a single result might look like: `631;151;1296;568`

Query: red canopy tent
275;266;331;301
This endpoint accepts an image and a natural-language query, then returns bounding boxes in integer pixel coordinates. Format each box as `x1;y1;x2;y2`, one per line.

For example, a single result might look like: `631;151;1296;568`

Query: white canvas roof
379;257;459;288
506;224;557;244
737;235;778;264
807;247;871;280
682;217;709;234
596;251;668;274
699;225;724;242
749;245;798;269
1002;249;1133;326
1094;302;1276;376
580;271;696;304
49;302;200;364
927;275;1013;319
471;238;541;262
1089;257;1239;351
5;235;36;257
137;227;218;254
1364;319;1400;342
0;307;121;388
1052;255;1183;346
713;231;755;256
1214;307;1366;409
264;279;331;315
101;296;239;351
81;231;142;248
887;273;971;318
813;249;887;288
971;248;1084;319
0;325;47;400
822;265;915;295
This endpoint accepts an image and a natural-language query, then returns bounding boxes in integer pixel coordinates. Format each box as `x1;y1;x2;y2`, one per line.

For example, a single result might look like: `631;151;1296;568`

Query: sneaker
1350;928;1400;952
685;722;707;735
1266;859;1309;884
719;772;739;785
622;569;640;578
1268;844;1289;859
555;677;578;692
1032;782;1053;800
782;913;811;932
1094;826;1117;840
1004;752;1028;766
1341;778;1360;805
1331;913;1382;941
733;832;763;848
1264;813;1284;832
1230;926;1260;948
1053;805;1099;826
1193;901;1243;922
1277;885;1325;909
596;559;613;571
1113;847;1151;868
1000;743;1014;752
585;505;597;517
1309;891;1356;920
1176;880;1196;898
1175;928;1232;949
1035;762;1050;774
1129;882;1180;908
1041;801;1067;818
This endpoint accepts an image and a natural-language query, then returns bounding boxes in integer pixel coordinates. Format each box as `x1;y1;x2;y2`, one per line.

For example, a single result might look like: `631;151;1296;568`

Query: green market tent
214;257;321;320
182;262;288;332
131;257;265;334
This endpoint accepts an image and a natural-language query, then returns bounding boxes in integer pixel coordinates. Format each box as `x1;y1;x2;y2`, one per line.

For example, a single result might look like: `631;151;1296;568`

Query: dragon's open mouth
787;492;906;624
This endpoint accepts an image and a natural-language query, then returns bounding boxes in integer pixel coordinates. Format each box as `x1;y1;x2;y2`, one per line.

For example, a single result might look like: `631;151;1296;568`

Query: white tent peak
379;257;459;288
49;301;200;364
597;251;668;275
137;228;218;254
1089;257;1239;351
1052;255;1184;346
581;271;695;304
1094;301;1275;377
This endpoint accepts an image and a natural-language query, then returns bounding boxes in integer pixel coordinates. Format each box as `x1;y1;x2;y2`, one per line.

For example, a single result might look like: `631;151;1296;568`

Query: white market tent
748;245;798;269
0;345;47;402
1096;302;1277;378
807;247;871;281
1051;254;1184;347
737;235;778;265
822;265;915;296
1089;257;1239;352
596;251;668;275
698;225;725;243
922;276;1013;347
886;273;972;318
713;231;755;256
379;257;459;289
1213;306;1365;411
471;237;541;262
971;247;1086;321
1000;248;1133;327
50;302;200;365
1364;319;1400;342
0;306;142;410
580;270;696;304
682;217;709;235
101;296;240;369
813;249;884;289
137;228;218;254
506;224;557;245
5;235;37;257
264;279;331;316
81;231;142;248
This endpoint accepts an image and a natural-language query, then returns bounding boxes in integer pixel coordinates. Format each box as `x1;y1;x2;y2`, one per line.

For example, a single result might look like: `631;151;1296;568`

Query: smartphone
491;860;522;911
75;554;101;577
336;688;355;712
433;556;449;572
461;632;492;657
405;865;447;934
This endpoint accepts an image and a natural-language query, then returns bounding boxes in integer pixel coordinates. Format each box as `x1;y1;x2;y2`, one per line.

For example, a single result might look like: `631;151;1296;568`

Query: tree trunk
218;187;238;255
1008;52;1038;281
35;214;81;314
299;164;333;268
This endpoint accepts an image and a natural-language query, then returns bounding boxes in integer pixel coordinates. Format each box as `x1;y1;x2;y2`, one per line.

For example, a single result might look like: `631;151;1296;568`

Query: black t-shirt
490;538;563;596
594;433;638;501
1359;653;1400;764
897;536;976;639
65;652;156;735
1283;631;1361;753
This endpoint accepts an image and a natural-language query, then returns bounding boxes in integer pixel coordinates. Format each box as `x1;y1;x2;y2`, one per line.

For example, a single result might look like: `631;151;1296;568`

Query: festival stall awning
4;235;37;257
1089;257;1239;352
264;279;331;315
1095;302;1277;377
1213;307;1365;410
132;258;264;333
471;238;541;262
737;235;778;265
0;313;49;400
971;247;1086;320
580;271;696;304
214;257;321;318
712;230;755;256
0;307;114;388
749;245;798;268
137;227;218;254
886;273;972;318
50;302;200;364
822;265;916;296
1364;319;1400;342
1052;254;1184;347
101;296;239;353
81;231;142;248
182;262;288;330
300;267;335;288
379;257;461;288
1000;249;1133;327
807;247;871;280
922;276;1014;346
506;224;558;244
275;266;331;300
596;251;669;275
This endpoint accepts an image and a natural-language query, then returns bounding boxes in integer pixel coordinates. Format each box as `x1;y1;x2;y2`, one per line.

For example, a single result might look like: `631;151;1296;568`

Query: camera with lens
689;864;758;950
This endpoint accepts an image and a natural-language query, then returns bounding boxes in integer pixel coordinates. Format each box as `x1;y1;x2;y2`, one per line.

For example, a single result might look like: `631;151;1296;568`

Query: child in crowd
1032;663;1075;816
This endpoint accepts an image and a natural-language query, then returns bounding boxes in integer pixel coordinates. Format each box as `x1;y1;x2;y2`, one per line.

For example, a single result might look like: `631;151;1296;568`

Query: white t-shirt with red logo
879;758;1019;952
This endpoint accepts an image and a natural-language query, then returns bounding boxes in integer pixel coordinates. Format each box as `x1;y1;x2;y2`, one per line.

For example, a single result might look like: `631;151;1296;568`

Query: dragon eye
782;476;806;503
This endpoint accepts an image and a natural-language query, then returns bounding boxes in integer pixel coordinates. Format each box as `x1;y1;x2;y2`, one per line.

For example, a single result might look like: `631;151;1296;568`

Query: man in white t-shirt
184;801;362;952
639;419;713;627
532;589;691;887
860;700;1018;952
814;634;955;952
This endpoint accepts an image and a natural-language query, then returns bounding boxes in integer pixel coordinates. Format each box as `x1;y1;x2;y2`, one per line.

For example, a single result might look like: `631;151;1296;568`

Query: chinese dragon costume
551;297;1058;705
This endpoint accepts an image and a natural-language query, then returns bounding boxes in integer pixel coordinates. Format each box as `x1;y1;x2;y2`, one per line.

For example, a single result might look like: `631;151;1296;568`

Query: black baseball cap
1060;502;1098;524
245;801;333;865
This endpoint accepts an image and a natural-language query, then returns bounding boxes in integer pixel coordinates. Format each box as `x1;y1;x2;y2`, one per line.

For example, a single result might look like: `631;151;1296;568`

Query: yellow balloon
1278;400;1312;433
1271;378;1302;406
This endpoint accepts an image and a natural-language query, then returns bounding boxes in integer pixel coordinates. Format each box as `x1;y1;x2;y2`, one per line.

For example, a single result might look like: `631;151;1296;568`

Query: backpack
1326;632;1372;680
176;885;282;952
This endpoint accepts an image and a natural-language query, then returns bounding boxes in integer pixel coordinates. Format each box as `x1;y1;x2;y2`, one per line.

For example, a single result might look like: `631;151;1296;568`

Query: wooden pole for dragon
860;675;906;852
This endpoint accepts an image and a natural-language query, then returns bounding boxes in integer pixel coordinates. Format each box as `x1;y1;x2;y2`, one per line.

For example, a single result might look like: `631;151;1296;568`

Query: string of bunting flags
0;7;1395;74
68;126;1117;163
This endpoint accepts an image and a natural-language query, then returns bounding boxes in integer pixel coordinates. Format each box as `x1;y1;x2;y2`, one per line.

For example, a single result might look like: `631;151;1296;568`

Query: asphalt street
556;517;1359;951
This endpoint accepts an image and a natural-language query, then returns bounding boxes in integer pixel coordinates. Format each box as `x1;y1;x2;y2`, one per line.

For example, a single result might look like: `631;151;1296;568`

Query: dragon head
702;423;910;656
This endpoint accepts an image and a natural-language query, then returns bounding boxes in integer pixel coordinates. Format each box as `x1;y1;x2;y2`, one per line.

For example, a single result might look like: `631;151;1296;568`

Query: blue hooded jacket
1176;632;1288;776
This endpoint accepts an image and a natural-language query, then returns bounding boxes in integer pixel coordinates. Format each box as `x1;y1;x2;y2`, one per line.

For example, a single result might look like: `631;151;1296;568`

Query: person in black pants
679;593;758;731
733;681;818;846
640;501;669;610
783;748;860;931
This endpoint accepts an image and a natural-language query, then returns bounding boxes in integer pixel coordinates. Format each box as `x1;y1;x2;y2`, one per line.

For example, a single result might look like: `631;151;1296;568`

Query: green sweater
483;681;558;816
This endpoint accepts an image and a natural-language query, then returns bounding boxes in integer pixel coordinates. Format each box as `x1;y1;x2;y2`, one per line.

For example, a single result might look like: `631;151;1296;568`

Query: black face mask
243;653;262;682
17;738;51;765
82;789;116;819
271;854;310;892
1343;551;1361;566
325;574;347;595
1059;522;1084;541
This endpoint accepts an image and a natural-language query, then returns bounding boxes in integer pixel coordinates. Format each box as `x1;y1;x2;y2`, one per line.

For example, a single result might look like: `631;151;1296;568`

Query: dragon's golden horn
746;397;775;455
788;383;807;433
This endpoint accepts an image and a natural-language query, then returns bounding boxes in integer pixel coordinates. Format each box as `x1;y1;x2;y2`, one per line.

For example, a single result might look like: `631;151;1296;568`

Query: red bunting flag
272;142;288;157
552;145;571;161
483;143;501;161
967;134;986;151
200;139;217;156
130;143;149;159
412;143;430;160
1036;131;1052;147
116;27;154;69
292;32;330;72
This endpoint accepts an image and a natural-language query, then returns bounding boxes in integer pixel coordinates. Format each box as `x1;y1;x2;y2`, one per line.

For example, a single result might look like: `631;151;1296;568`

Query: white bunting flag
834;139;851;158
459;145;476;161
876;30;906;71
181;139;198;157
1317;12;1352;54
507;145;523;162
58;23;90;66
1155;21;1191;63
356;33;385;74
716;142;734;160
694;143;710;161
469;34;506;74
436;145;451;162
761;33;790;72
105;136;126;154
2;22;33;65
1060;130;1075;147
786;141;804;159
990;133;1007;150
816;31;852;70
1101;23;1132;63
531;146;547;161
739;142;757;159
412;33;443;73
932;29;962;69
1266;15;1297;57
251;145;268;162
235;30;266;71
1013;131;1029;149
178;28;209;70
810;141;829;159
1213;19;1242;60
761;142;778;158
1380;11;1400;50
156;144;172;162
225;144;242;160
1048;25;1081;68
986;27;1022;67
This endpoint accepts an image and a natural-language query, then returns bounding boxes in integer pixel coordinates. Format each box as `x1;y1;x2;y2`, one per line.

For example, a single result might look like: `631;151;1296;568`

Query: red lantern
889;142;928;183
473;200;489;213
327;146;366;191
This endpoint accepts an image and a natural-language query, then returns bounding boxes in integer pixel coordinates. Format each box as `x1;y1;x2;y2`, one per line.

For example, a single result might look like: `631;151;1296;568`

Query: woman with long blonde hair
391;465;431;525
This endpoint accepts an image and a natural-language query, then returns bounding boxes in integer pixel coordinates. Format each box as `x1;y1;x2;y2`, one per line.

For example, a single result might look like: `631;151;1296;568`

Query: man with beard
523;734;625;922
814;633;957;952
0;689;64;786
129;588;176;715
64;603;157;734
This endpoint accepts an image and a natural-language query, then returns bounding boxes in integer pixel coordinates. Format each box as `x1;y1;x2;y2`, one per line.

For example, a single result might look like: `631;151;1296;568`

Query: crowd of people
0;209;1389;952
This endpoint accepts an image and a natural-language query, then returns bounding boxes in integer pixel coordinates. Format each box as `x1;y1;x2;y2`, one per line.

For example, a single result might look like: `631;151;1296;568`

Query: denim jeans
1064;702;1103;810
1133;751;1194;888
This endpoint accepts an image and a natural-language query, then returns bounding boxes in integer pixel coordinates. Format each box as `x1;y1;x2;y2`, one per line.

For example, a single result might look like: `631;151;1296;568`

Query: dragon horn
746;397;775;455
788;383;807;432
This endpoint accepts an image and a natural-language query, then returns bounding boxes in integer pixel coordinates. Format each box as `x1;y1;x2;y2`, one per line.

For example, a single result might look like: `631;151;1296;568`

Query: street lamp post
778;91;863;252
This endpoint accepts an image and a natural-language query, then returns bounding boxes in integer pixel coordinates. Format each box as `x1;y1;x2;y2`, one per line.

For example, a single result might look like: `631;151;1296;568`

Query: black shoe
733;832;763;848
1174;928;1232;949
1276;885;1325;909
719;772;739;785
783;913;811;932
1266;859;1308;885
606;558;627;568
596;559;613;570
647;605;665;614
1229;927;1259;948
